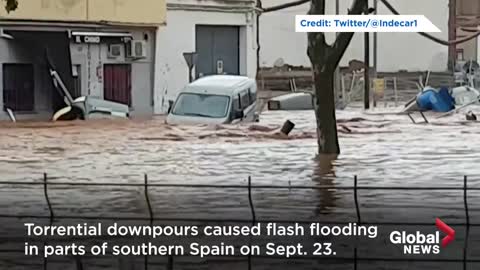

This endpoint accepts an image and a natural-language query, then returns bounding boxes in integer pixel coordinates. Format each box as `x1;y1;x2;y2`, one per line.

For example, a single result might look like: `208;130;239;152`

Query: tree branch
262;0;310;13
329;0;367;66
380;0;480;46
307;0;328;65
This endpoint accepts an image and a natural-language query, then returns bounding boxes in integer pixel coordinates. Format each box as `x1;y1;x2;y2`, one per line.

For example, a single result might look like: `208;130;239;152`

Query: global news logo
389;218;455;255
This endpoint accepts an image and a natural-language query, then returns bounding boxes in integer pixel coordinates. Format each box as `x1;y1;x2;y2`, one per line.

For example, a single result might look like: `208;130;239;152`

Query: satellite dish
273;58;285;67
463;60;480;74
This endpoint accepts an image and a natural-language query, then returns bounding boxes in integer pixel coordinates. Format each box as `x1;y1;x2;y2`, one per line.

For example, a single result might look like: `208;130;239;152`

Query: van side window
240;91;249;109
233;95;241;111
248;88;256;105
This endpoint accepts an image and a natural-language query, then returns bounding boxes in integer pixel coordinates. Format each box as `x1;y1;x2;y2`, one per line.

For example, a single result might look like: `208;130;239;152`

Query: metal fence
0;174;478;269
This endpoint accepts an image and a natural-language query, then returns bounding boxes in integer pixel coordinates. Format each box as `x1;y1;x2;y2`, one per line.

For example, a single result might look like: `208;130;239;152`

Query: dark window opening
232;96;241;120
3;63;35;112
240;91;249;109
236;94;242;110
247;88;256;105
103;64;132;107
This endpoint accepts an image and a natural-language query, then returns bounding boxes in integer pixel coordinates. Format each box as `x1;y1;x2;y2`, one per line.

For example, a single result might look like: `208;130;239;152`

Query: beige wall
457;0;480;16
260;0;450;72
0;0;166;25
457;29;477;61
456;0;480;61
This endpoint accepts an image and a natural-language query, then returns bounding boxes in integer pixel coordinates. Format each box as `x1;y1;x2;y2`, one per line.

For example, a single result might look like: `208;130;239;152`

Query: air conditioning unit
108;44;123;58
126;40;147;59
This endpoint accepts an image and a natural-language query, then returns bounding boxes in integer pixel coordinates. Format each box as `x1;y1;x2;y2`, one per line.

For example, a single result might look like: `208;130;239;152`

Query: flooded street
1;105;480;269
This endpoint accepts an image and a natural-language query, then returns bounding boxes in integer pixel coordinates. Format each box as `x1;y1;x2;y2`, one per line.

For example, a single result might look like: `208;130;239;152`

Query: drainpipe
373;0;378;107
373;0;378;78
448;0;457;71
334;0;340;105
364;0;370;110
256;0;262;80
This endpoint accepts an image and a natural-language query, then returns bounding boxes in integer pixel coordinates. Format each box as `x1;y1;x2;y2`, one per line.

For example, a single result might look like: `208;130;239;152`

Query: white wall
478;37;480;64
154;8;257;114
260;0;449;72
70;29;156;116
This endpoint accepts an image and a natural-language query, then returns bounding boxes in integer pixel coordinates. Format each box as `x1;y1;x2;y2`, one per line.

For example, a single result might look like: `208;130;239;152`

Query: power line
380;0;480;46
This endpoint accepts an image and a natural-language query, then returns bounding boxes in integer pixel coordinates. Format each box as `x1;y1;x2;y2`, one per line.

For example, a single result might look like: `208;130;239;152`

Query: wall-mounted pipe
256;0;262;78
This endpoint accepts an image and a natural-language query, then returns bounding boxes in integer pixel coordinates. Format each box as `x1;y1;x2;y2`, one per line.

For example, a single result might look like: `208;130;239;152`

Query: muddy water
1;105;480;269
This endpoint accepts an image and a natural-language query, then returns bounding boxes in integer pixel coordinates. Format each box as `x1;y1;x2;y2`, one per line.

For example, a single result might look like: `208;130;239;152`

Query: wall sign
373;78;385;98
75;35;101;43
72;32;132;44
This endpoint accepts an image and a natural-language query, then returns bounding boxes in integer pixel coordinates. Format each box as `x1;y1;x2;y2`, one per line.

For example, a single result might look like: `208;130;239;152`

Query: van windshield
172;93;230;118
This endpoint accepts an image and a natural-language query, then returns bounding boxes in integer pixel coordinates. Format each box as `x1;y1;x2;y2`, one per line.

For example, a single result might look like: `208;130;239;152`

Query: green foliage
5;0;18;13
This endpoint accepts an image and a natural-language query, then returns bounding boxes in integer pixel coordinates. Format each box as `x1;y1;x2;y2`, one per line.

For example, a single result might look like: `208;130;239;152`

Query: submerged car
267;92;314;111
53;96;130;121
45;52;129;121
166;75;259;125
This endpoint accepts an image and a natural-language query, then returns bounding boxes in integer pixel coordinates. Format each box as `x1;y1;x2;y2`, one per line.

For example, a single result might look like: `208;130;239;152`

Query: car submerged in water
166;75;259;125
4;52;130;122
48;61;130;121
53;95;130;121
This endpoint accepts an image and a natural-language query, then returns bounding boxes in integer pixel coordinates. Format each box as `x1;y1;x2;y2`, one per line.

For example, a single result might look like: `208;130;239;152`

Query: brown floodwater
1;104;480;269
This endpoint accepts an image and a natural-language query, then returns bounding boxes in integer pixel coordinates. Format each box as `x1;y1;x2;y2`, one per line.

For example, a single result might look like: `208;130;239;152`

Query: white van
166;75;259;125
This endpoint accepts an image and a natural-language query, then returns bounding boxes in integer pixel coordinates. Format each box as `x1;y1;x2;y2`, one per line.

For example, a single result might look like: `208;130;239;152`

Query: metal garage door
195;25;239;78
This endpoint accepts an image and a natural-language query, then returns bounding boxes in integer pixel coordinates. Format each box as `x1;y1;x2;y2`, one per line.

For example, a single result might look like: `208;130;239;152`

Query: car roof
183;75;256;95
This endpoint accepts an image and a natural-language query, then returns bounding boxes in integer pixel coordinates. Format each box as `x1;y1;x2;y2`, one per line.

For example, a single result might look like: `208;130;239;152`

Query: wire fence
0;174;478;270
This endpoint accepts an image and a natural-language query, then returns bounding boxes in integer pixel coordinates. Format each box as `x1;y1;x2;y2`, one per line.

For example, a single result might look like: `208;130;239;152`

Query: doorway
195;25;240;78
3;63;35;112
103;64;132;106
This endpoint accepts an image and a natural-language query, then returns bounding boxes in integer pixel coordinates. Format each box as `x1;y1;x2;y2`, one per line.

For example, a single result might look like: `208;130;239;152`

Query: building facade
0;0;166;120
154;0;258;114
455;0;480;64
260;0;450;72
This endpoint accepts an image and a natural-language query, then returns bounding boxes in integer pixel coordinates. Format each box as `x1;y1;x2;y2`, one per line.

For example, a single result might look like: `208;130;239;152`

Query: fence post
144;174;154;270
247;176;256;270
167;255;173;270
354;176;361;224
353;176;361;270
145;174;154;224
393;77;398;107
75;256;83;270
383;77;388;108
44;173;54;220
43;173;54;270
341;74;346;108
248;176;256;225
353;247;357;270
463;175;470;270
464;176;470;227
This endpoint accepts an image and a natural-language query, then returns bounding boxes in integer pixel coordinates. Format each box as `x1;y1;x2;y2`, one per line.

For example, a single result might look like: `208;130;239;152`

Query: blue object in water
416;87;455;112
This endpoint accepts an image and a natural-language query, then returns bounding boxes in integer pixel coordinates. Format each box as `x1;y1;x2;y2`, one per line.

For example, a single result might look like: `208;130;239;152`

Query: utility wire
380;0;480;46
260;0;480;46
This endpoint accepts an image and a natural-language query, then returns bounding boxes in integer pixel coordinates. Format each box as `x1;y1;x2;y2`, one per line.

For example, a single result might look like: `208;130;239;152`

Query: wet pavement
1;104;480;269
